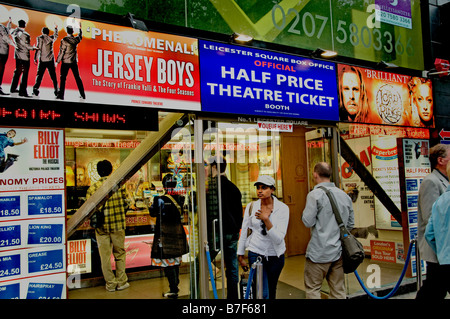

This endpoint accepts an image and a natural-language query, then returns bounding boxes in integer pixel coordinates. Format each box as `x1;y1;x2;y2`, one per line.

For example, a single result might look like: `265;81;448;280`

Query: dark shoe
56;95;64;100
54;89;58;97
10;89;19;94
7;154;19;161
33;88;39;96
19;92;31;98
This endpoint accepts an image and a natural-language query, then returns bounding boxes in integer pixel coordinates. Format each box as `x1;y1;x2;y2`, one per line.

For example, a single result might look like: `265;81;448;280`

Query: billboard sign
0;4;200;110
199;40;339;121
338;64;434;128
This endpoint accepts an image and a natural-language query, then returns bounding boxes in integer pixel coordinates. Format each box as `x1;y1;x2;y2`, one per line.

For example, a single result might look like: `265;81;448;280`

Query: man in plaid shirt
87;159;131;292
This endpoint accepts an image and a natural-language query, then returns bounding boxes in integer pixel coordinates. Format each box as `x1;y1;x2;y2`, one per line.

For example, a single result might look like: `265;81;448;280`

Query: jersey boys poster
0;4;200;110
338;64;434;128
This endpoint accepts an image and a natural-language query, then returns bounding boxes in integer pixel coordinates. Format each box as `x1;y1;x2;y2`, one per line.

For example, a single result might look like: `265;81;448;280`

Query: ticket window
65;119;198;298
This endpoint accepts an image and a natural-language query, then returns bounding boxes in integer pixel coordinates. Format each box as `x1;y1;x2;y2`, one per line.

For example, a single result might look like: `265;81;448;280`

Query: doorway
198;119;335;298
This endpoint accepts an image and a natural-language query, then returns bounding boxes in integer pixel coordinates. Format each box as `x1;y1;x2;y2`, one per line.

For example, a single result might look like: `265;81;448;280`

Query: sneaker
106;286;116;292
163;291;178;299
117;282;130;291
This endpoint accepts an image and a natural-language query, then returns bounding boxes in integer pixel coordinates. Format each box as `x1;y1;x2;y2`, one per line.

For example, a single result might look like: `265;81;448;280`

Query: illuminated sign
199;40;338;121
0;98;158;130
0;4;200;110
338;64;434;128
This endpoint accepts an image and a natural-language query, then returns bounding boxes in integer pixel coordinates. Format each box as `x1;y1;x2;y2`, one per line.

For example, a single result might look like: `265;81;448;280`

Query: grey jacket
11;27;34;61
0;20;12;55
417;169;449;262
35;28;58;62
57;29;82;64
302;182;355;263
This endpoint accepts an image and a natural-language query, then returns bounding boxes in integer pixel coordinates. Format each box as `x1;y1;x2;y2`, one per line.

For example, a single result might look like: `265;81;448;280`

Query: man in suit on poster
10;19;37;97
33;25;59;97
56;23;85;100
0;17;13;95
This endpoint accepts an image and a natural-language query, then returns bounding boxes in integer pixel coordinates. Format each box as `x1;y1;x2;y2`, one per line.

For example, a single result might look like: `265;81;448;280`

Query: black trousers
416;261;450;299
0;53;8;87
58;62;85;99
34;60;58;91
10;59;30;94
164;265;180;293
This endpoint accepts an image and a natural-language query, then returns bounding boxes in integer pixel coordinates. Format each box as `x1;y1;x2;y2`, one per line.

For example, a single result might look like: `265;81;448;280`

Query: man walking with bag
302;162;355;299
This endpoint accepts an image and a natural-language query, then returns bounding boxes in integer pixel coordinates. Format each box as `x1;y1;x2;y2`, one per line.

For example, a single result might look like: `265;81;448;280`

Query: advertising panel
338;64;434;128
0;4;200;110
399;138;430;277
113;0;423;70
371;135;402;230
199;40;338;121
375;0;412;29
0;127;66;299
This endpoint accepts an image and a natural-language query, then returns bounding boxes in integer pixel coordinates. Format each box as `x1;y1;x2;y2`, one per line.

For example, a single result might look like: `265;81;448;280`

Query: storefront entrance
65;114;337;299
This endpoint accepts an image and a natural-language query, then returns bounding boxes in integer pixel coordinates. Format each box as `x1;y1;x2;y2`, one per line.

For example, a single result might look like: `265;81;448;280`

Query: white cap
254;175;276;188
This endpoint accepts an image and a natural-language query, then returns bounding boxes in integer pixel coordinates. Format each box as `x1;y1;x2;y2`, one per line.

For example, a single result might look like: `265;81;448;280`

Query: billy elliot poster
199;40;339;121
0;127;66;299
0;4;200;110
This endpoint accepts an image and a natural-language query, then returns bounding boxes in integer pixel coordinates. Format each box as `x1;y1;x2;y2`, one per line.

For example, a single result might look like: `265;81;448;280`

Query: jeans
248;251;285;299
210;232;240;299
223;233;239;299
416;261;450;299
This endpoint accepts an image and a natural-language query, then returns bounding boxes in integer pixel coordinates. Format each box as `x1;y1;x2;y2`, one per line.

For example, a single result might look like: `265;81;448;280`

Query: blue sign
0;254;20;278
199;40;339;120
0;224;21;248
0;283;20;299
26;283;64;299
0;196;20;218
28;249;64;274
28;224;63;245
27;194;63;216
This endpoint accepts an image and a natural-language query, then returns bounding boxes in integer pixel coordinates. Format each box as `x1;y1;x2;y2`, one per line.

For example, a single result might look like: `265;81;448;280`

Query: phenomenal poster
199;40;338;120
0;4;200;110
0;127;66;299
338;64;434;128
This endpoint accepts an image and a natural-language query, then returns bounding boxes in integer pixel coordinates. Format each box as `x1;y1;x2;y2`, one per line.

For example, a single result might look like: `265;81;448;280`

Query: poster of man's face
338;64;434;128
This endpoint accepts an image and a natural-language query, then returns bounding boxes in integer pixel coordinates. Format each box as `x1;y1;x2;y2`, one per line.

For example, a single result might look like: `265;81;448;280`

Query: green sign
50;0;424;70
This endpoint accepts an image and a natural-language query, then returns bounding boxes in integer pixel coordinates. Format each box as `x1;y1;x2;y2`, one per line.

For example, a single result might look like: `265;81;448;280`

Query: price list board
398;138;431;277
0;127;66;299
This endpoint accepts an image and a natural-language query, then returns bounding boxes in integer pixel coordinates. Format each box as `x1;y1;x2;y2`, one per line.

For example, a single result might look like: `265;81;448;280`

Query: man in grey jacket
302;162;354;299
56;24;85;100
0;17;12;95
416;143;450;299
33;26;58;97
10;20;36;97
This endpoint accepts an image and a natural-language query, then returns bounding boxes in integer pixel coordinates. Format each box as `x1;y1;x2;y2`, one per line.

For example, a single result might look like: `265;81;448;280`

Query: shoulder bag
318;186;364;273
244;201;255;248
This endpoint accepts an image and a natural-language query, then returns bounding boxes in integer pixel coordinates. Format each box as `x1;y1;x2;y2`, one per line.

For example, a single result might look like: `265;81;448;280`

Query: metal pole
414;238;423;290
255;257;263;299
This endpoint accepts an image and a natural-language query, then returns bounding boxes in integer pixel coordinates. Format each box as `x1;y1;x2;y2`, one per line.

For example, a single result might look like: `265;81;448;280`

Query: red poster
0;4;200;110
